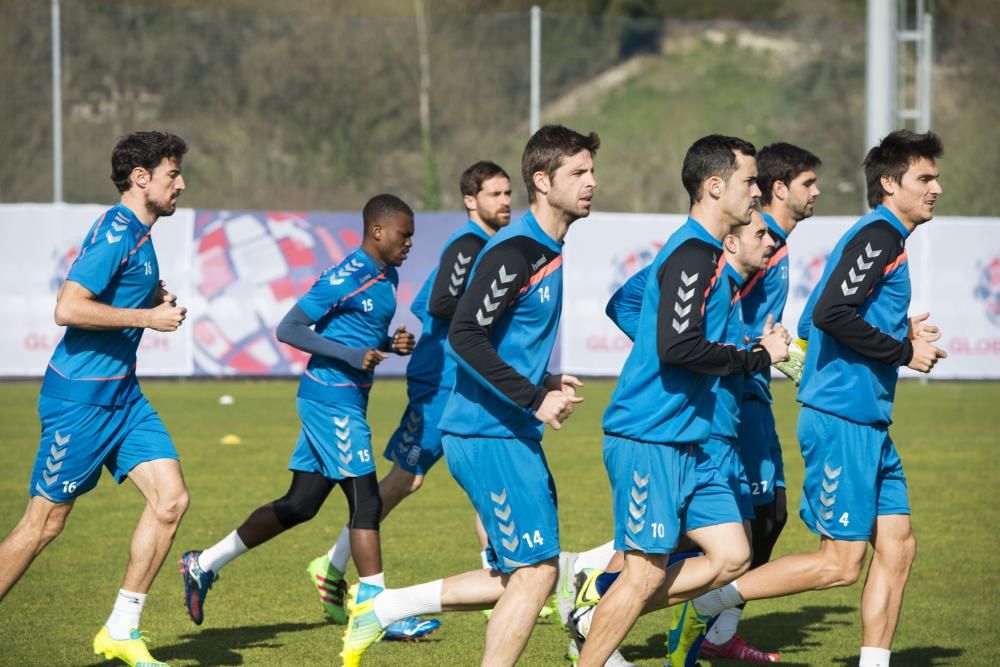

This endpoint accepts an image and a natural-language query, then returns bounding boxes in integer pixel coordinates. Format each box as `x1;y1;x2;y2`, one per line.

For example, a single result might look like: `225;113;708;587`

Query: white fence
3;204;998;379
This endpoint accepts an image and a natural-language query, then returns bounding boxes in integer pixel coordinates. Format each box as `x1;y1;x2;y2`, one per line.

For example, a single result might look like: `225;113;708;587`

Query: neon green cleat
306;555;348;624
574;568;604;608
774;337;807;385
93;626;168;667
666;600;711;667
340;582;386;667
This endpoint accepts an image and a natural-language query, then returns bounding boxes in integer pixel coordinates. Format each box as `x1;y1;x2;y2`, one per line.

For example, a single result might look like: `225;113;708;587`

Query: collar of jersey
522;210;563;253
684;216;724;249
113;203;144;230
873;205;911;239
354;247;386;272
759;211;788;241
722;260;746;288
465;219;492;241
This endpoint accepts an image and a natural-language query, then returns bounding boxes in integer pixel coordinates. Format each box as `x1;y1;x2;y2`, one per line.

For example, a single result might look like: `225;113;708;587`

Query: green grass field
0;379;997;666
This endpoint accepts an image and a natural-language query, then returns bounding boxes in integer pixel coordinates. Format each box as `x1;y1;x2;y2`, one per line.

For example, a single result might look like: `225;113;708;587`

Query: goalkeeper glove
774;338;807;385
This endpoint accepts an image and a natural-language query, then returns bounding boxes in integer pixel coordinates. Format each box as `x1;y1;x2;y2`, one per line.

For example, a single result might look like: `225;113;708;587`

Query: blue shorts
290;399;373;480
30;394;177;503
604;435;742;555
443;434;559;573
798;406;910;541
703;437;755;521
382;382;449;475
736;397;786;506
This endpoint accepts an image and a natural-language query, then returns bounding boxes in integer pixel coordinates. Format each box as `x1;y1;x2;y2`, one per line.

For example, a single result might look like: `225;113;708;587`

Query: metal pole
865;0;896;152
530;5;541;135
919;12;933;132
51;0;63;202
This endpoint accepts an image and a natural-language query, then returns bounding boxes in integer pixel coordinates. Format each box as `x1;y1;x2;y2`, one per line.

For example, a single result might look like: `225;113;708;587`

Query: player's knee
512;558;558;590
154;488;189;525
818;549;864;587
273;494;322;527
405;474;424;494
346;474;382;531
719;542;752;583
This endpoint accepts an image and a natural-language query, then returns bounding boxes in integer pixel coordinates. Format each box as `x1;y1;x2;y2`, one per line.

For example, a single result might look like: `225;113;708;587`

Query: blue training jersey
296;248;398;408
41;204;159;407
797;205;913;426
605;255;749;443
406;221;491;392
603;217;770;445
740;212;790;404
438;212;563;440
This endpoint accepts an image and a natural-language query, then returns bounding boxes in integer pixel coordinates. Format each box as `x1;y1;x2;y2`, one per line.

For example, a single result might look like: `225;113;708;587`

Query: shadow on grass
622;604;854;665
86;621;328;666
832;646;964;666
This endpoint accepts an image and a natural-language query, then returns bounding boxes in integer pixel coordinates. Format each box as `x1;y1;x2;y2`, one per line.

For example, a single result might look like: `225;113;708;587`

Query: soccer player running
577;135;789;667
340;124;598;667
693;142;823;664
180;195;416;631
306;162;512;637
0;131;190;667
670;130;946;667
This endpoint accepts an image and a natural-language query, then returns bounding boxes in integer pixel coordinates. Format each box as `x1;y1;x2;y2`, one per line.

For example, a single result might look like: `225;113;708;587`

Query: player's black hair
682;134;757;206
460;161;510;200
362;193;414;233
757;143;822;206
110;131;188;193
521;125;600;204
864;130;943;209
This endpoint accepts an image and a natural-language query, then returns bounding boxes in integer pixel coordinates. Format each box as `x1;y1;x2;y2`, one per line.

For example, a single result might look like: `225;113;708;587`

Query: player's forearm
813;305;913;366
660;333;771;375
448;323;546;411
54;295;151;331
276;306;368;369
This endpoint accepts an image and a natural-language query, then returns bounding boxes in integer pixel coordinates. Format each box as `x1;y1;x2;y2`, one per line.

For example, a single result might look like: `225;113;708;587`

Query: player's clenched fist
534;389;584;430
146;301;187;332
907;335;947;373
759;314;790;363
390;324;416;355
361;349;389;373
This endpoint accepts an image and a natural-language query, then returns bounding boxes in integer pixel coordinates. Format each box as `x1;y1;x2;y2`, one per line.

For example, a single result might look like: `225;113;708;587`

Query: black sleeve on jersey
427;233;488;321
656;240;772;376
448;237;551;411
812;221;913;366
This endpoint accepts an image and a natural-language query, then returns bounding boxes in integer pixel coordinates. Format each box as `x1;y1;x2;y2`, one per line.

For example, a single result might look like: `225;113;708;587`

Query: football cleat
93;626;168;666
340;582;386;667
306;555;348;624
383;616;441;641
774;338;807;385
700;634;780;663
568;606;637;667
179;550;217;626
666;601;713;667
555;551;580;629
574;568;605;608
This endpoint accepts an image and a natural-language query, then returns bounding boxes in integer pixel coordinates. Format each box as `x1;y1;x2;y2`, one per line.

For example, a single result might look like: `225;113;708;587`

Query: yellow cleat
574;568;604;608
93;626;168;666
340;583;386;667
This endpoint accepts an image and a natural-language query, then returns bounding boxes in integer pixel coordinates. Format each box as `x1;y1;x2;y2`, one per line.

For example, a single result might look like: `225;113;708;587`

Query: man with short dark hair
0;131;190;667
341;125;599;667
179;194;416;639
695;141;822;663
676;130;946;667
577;135;790;667
305;162;512;638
